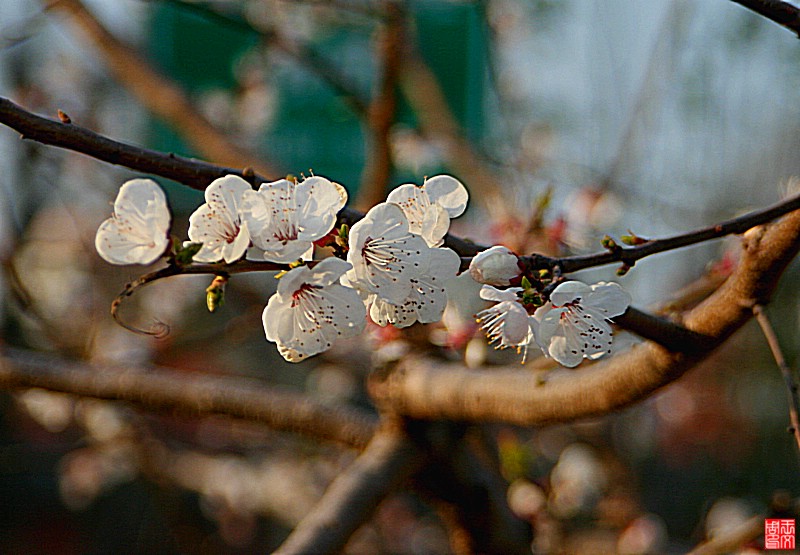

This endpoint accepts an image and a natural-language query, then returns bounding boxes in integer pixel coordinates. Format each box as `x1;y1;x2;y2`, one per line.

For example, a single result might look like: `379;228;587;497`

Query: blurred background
1;0;800;553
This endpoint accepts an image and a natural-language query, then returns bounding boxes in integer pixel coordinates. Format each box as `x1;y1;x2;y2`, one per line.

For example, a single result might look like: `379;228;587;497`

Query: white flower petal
368;246;459;328
584;282;632;318
387;184;430;236
424;175;468;217
476;298;531;348
549;281;592;307
546;333;585;368
531;280;629;367
95;179;171;265
265;260;365;362
347;203;430;305
188;175;251;263
420;204;450;247
479;285;522;303
242;177;341;264
469;246;521;286
222;220;251;264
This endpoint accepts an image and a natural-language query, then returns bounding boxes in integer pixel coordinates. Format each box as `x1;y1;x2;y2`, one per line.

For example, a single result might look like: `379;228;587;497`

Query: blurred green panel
147;1;487;198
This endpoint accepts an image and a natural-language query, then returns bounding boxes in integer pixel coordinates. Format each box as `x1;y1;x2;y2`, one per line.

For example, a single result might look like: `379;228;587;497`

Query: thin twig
753;304;800;458
526;192;800;274
109;260;286;336
0;348;378;448
273;424;425;554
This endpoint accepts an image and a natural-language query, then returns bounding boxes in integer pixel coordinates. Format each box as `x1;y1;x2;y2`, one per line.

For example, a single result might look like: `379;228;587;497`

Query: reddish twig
753;304;800;461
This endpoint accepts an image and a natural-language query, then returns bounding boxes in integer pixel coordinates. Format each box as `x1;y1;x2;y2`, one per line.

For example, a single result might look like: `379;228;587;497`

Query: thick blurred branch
274;425;425;554
0;349;377;448
49;0;278;175
688;515;765;555
370;209;800;424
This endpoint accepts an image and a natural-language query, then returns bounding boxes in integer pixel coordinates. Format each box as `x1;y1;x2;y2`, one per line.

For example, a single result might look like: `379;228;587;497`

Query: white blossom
369;247;460;328
476;285;533;355
386;174;468;247
346;202;431;306
187;175;251;263
242;175;345;263
263;257;365;362
468;245;521;286
530;281;631;368
95;178;171;265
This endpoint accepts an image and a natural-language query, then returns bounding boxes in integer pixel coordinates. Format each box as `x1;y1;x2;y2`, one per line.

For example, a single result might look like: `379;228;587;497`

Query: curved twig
110;259;287;336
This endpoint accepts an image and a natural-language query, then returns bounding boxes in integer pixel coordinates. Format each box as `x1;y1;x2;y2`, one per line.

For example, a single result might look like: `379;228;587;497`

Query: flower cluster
473;266;631;367
97;175;632;368
96;174;467;362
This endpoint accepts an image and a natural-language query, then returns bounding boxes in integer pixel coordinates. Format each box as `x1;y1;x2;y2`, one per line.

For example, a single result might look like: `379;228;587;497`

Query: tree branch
274;424;425;554
730;0;800;38
753;304;800;459
369;208;800;425
355;2;404;210
524;191;800;274
0;348;377;448
49;0;279;175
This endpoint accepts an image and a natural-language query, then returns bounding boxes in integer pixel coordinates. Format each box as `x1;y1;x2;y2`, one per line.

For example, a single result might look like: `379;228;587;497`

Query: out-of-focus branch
731;0;800;38
753;304;800;459
48;0;278;176
355;3;404;210
0;349;377;448
688;515;765;555
399;45;501;207
370;209;800;425
274;424;425;555
158;0;370;115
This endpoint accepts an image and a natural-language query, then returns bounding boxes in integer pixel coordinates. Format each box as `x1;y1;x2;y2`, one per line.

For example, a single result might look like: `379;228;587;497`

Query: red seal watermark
765;518;795;550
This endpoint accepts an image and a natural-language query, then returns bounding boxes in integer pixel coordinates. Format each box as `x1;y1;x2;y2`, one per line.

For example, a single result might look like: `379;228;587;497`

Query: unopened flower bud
468;246;521;286
206;275;228;312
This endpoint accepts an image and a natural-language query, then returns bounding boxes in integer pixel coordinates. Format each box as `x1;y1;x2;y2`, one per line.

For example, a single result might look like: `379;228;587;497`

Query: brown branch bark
274;424;425;555
48;0;278;176
369;209;800;425
355;3;404;210
0;348;377;448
